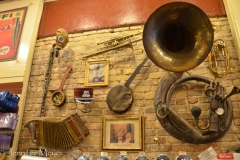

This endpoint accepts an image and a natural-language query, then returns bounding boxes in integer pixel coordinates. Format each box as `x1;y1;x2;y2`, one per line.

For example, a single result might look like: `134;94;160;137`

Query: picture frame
102;115;144;151
0;7;27;61
85;59;109;86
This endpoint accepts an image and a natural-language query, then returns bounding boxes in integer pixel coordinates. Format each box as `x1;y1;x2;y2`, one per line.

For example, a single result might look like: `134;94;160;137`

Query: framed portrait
0;7;27;61
85;59;109;86
102;115;144;151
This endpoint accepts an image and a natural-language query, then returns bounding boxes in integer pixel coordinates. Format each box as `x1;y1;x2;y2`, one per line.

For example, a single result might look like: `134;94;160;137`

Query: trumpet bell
143;2;214;72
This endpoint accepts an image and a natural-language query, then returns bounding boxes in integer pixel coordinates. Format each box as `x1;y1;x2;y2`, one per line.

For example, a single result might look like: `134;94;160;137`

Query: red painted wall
37;0;226;38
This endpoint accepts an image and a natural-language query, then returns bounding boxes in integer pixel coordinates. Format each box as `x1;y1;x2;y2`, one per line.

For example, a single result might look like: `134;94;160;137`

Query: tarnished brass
143;2;213;72
83;32;142;58
153;137;160;146
209;39;230;75
154;74;233;144
143;2;235;144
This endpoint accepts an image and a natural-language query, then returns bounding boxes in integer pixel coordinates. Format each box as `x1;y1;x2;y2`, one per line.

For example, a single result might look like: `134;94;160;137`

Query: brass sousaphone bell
143;2;234;144
143;2;213;72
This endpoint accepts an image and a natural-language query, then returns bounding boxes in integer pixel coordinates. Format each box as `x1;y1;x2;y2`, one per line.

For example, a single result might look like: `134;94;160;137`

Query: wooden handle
58;66;72;91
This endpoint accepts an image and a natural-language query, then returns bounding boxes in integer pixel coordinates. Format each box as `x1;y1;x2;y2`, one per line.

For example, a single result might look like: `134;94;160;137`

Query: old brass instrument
25;113;89;149
40;28;69;117
209;39;230;75
143;2;237;144
143;2;213;72
83;32;142;58
160;76;237;143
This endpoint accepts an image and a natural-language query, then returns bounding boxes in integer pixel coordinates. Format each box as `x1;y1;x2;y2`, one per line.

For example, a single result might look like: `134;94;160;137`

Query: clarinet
40;44;58;117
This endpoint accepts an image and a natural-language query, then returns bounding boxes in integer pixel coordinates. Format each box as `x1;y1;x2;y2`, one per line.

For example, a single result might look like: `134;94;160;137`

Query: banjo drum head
107;85;133;113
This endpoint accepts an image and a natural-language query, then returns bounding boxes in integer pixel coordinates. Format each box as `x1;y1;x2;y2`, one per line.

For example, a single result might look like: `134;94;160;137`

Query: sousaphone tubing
143;2;234;143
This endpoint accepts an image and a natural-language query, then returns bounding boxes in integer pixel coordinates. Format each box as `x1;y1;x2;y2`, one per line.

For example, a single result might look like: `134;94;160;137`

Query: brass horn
143;2;234;144
83;32;142;58
208;39;230;75
143;2;213;72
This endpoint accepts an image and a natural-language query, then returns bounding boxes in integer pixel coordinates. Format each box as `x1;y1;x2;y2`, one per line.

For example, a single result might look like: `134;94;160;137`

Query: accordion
25;113;89;149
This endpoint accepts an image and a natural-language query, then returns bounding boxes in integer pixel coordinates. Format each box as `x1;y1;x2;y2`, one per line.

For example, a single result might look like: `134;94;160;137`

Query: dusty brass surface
143;2;213;72
209;39;230;75
154;74;233;144
83;32;142;58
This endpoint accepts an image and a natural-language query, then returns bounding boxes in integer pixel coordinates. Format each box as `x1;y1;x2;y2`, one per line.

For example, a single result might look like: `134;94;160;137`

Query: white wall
223;0;240;63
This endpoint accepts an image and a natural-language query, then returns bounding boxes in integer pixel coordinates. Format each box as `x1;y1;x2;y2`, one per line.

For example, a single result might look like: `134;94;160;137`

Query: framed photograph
102;115;144;151
0;7;27;61
85;59;109;86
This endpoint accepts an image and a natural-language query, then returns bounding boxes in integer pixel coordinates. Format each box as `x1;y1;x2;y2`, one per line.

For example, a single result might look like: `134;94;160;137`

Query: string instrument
107;57;148;113
51;66;72;106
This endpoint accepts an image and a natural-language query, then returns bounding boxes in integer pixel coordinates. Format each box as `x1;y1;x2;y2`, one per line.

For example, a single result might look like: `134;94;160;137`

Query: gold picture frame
85;59;109;86
102;115;144;151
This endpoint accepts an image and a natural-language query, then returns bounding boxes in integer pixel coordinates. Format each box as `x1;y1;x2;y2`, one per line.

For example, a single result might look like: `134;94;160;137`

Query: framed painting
0;7;27;61
102;115;144;151
85;59;109;87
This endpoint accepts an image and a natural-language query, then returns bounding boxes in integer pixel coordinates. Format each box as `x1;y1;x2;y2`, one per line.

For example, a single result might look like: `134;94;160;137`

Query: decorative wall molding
0;1;44;160
223;0;240;62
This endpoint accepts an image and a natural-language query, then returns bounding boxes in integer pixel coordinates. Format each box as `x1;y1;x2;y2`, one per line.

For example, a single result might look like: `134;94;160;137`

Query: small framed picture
102;115;144;151
85;59;109;86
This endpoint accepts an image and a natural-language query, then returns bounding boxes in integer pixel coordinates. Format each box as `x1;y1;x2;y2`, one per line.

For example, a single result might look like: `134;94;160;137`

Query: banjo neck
124;56;148;88
59;66;72;91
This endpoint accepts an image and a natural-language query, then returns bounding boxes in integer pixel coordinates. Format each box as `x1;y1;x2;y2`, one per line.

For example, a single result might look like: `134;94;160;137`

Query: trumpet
83;32;142;58
208;39;230;75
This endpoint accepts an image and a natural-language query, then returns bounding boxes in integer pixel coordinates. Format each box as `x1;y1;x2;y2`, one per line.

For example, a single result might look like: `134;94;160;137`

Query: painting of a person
124;131;134;143
110;123;134;143
117;128;125;143
89;63;105;82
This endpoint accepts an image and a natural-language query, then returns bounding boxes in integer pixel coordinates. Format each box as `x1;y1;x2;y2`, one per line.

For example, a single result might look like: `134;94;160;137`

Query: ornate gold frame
102;115;144;151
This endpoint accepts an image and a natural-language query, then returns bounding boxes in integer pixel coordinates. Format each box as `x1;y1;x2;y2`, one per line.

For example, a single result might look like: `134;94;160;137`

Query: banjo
107;56;148;113
51;66;72;106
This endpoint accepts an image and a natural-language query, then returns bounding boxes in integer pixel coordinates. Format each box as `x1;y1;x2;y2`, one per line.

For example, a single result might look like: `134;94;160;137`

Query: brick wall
18;17;240;160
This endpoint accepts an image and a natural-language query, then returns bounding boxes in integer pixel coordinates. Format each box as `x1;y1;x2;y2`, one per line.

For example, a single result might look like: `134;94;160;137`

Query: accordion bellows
28;113;89;149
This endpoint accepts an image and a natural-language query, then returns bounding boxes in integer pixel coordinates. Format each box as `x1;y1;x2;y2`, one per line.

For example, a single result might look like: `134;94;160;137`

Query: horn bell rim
143;2;214;72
